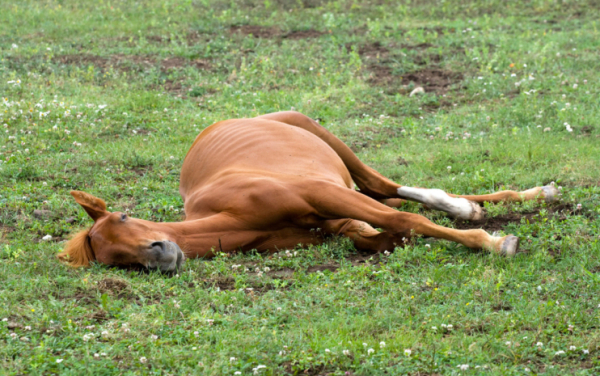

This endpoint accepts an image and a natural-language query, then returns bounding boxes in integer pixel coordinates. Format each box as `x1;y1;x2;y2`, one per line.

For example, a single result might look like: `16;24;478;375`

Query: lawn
1;0;600;374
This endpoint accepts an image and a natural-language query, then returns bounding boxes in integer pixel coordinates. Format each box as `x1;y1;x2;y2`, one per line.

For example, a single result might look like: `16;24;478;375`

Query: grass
1;0;600;374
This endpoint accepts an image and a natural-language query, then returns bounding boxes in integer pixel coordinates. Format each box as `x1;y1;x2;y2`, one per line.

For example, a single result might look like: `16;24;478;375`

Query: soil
230;25;324;40
230;25;281;38
86;310;109;322
401;68;463;95
199;251;383;291
356;41;389;60
400;42;433;50
454;203;577;232
54;54;211;72
282;30;324;39
159;56;211;70
97;278;129;295
355;41;463;96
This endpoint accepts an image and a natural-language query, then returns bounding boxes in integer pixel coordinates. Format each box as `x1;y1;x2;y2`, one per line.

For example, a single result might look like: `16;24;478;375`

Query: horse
58;111;559;272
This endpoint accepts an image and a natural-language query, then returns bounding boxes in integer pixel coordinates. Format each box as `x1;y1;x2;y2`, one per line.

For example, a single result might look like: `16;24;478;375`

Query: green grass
1;0;600;374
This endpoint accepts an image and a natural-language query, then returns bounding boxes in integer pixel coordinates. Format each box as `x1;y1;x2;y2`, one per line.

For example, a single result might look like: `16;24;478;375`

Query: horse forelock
57;229;95;267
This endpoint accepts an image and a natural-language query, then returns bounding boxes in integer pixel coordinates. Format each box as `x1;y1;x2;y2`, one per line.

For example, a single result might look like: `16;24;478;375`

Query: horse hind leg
396;183;561;220
303;180;519;256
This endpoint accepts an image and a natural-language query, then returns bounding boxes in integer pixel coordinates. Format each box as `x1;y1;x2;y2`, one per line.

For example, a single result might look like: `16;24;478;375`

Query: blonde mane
57;229;95;267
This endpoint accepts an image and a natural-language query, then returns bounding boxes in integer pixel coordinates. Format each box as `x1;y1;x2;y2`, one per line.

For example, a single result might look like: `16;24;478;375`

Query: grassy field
1;0;600;374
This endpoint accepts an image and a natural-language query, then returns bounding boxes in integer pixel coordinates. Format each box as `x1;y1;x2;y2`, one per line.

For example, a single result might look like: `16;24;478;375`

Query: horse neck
150;216;229;258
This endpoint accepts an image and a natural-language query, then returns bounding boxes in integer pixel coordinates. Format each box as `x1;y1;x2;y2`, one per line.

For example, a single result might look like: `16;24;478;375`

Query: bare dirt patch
85;310;109;323
283;29;325;39
160;56;211;70
454;203;577;232
230;25;324;40
400;42;433;51
97;278;129;295
356;42;463;96
401;68;462;95
0;224;15;239
356;41;389;60
54;54;210;72
230;25;281;38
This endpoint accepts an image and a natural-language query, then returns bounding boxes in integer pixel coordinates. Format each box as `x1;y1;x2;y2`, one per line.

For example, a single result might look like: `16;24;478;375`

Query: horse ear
70;190;109;221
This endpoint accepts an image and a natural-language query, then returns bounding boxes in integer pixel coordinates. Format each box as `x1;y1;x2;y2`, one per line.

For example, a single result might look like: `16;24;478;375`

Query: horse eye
121;213;127;222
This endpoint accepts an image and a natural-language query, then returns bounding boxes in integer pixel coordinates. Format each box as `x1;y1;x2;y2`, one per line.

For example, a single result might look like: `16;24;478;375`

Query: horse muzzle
146;240;185;272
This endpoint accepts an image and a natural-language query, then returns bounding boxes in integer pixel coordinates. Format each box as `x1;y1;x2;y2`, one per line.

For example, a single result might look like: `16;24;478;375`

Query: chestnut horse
59;111;559;271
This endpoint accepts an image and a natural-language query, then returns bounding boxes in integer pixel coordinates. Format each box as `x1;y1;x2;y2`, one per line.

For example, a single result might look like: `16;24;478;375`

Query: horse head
58;191;185;272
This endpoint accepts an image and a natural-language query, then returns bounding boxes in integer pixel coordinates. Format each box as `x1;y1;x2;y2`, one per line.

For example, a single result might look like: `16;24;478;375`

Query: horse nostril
150;241;166;252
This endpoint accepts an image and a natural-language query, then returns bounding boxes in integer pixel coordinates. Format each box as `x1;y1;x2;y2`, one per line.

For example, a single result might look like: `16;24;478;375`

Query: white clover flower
555;350;565;356
537;286;542;292
404;349;411;356
24;326;31;331
343;350;350;356
12;44;18;49
367;348;374;355
325;349;330;353
42;234;52;241
252;365;266;375
101;330;109;338
505;341;511;346
431;326;438;331
447;166;452;170
583;349;589;354
536;342;543;347
235;373;241;375
56;359;63;363
577;204;582;210
379;341;386;348
458;364;469;370
230;357;237;362
139;357;147;363
151;335;158;340
94;353;100;358
569;346;576;351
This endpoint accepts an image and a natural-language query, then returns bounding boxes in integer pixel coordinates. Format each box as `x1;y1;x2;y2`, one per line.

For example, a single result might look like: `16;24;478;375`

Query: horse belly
179;119;352;200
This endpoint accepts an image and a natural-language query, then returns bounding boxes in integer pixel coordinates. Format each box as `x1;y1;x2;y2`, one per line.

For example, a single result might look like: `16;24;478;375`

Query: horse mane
57;229;95;267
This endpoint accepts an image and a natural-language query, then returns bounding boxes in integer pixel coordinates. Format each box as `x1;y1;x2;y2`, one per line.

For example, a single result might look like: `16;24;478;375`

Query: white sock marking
397;187;475;219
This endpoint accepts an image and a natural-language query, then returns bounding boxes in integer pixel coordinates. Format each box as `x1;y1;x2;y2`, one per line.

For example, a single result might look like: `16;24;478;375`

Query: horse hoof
468;200;485;220
499;235;519;257
541;182;561;203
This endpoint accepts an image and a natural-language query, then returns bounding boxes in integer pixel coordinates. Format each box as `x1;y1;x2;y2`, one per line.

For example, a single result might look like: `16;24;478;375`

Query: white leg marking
397;187;483;220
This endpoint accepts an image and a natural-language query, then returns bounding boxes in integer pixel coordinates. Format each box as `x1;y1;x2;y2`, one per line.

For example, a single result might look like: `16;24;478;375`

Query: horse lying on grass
58;111;560;272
